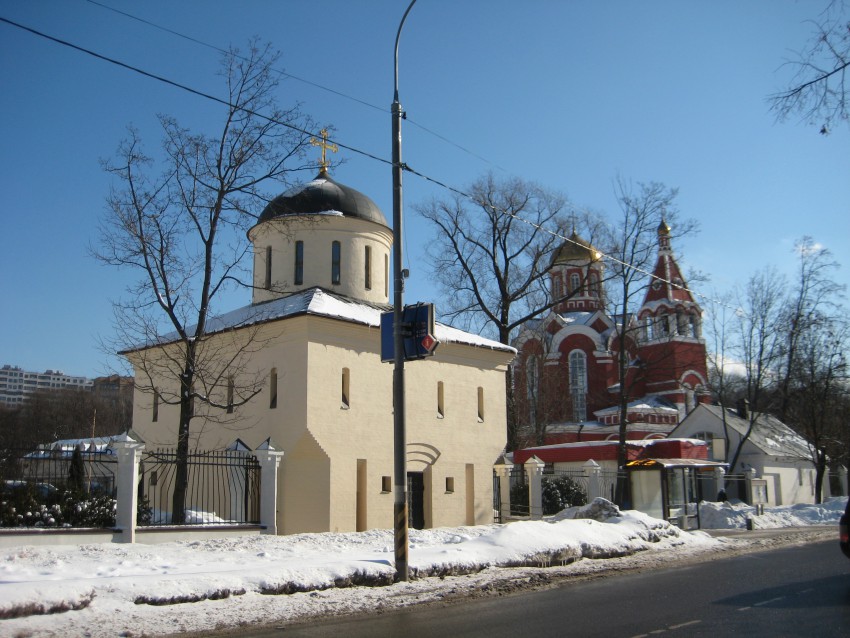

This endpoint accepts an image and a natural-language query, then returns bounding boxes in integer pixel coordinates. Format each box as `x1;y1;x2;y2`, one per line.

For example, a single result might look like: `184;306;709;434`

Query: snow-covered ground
0;497;844;638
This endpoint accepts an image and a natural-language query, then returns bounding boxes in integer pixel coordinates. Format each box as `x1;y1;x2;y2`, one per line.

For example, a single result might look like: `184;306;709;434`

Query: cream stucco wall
249;217;393;306
129;313;512;534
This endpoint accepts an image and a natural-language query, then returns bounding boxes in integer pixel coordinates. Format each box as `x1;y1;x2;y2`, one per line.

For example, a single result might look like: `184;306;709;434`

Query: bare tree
95;41;314;523
776;237;846;423
417;173;576;450
784;317;849;502
727;267;787;474
514;320;574;447
603;180;698;505
0;388;131;452
770;0;850;133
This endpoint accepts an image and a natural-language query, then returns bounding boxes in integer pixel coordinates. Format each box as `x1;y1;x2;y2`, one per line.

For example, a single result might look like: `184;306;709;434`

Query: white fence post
254;438;284;535
714;467;727;500
111;430;145;544
526;456;545;520
745;467;757;505
583;459;601;501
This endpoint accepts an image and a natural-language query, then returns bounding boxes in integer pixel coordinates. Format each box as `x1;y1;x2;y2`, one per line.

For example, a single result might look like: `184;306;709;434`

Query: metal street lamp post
391;0;417;583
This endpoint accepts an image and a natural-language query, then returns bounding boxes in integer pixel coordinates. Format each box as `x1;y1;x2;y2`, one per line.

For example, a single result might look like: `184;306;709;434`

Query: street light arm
394;0;418;102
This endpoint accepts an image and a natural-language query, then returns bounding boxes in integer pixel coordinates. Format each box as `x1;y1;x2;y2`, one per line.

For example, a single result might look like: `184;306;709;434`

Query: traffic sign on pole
380;302;439;362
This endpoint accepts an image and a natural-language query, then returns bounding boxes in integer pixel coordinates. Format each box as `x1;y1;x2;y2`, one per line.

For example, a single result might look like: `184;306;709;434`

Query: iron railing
138;449;260;526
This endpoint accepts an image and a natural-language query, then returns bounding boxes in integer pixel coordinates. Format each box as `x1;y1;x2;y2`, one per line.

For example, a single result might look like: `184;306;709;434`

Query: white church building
127;166;515;535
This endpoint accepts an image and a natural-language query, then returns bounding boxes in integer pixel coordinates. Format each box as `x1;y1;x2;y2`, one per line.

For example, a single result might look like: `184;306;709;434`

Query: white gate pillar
112;430;145;544
583;459;601;500
254;438;284;535
526;456;546;520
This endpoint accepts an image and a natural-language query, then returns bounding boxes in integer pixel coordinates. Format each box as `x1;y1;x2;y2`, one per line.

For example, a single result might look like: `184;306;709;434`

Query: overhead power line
84;0;505;170
1;14;733;317
0;16;390;168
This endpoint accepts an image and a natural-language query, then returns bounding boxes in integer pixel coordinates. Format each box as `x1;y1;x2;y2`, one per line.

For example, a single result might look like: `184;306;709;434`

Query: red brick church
513;221;711;446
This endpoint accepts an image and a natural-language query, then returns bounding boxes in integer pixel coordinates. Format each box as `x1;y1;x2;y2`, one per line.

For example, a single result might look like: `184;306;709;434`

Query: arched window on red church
569;350;587;422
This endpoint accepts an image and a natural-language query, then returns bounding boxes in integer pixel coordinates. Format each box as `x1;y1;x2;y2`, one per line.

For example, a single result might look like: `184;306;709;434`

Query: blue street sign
381;303;439;362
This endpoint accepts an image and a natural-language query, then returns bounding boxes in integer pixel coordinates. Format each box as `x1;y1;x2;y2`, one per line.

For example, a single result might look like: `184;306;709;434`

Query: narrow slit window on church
384;253;389;297
332;241;341;285
364;245;372;290
294;241;304;286
265;246;272;290
437;381;445;418
477;386;484;422
341;367;350;408
152;390;159;422
570;273;580;293
269;368;278;409
226;377;234;414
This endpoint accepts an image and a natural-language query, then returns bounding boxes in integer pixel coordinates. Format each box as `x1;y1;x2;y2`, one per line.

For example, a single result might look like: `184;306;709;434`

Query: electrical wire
83;0;506;170
1;14;737;317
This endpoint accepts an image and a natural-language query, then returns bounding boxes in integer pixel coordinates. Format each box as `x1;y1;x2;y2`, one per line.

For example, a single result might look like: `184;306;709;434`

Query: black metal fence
0;446;118;528
138;449;260;526
508;466;530;516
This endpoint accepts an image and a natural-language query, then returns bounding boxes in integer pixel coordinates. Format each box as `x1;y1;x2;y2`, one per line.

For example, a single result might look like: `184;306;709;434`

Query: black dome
259;168;389;227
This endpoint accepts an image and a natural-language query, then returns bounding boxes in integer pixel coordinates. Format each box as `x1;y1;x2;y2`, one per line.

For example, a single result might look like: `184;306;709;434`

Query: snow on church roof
125;287;515;356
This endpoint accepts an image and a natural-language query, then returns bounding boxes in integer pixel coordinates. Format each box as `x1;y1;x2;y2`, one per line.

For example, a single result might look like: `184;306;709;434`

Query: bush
1;483;116;528
542;474;587;515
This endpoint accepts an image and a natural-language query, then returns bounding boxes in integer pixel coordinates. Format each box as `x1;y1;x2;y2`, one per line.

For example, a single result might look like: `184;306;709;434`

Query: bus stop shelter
627;458;728;530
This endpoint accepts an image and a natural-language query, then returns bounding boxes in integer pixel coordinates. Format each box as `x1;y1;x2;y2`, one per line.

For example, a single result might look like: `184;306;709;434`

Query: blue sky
1;0;847;378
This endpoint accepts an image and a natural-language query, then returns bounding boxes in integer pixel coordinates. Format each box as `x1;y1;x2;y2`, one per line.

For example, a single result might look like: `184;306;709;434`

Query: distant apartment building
0;365;94;407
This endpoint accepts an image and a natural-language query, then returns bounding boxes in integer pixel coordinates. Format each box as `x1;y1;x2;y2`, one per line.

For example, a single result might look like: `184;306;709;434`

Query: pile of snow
700;497;846;529
0;500;712;637
0;497;841;638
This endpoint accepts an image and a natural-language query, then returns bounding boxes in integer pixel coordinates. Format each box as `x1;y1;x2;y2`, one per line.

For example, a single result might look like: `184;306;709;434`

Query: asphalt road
243;538;850;638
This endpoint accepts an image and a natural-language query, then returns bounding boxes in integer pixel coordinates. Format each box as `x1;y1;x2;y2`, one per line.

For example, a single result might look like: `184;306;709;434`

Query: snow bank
2;498;839;637
700;497;846;529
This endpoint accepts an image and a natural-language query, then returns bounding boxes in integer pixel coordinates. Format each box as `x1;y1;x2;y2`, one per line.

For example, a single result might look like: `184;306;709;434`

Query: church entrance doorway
407;471;425;529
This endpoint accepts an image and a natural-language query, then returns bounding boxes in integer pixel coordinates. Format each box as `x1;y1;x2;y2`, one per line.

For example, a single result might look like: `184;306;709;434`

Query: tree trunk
171;367;193;524
814;452;827;505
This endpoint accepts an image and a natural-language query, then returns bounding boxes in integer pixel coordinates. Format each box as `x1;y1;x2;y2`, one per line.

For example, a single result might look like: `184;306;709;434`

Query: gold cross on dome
310;128;338;170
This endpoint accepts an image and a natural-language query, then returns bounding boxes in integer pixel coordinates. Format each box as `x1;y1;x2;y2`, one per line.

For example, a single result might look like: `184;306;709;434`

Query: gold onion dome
551;230;599;266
